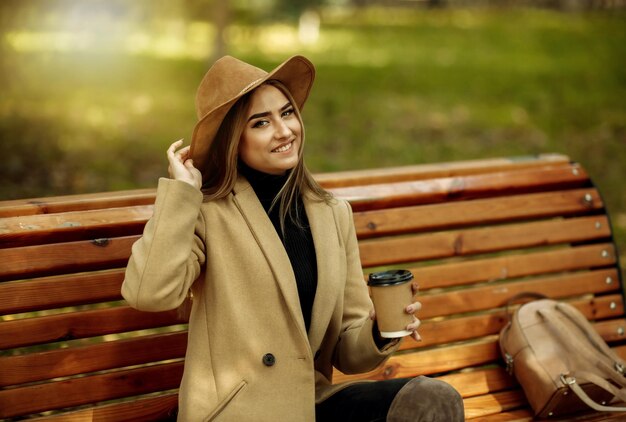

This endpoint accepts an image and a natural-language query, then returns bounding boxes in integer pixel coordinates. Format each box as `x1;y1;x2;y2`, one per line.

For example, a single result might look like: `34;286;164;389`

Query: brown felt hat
189;55;315;175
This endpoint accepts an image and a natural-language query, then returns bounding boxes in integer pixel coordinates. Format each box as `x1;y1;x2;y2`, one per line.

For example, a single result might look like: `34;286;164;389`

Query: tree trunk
211;0;229;64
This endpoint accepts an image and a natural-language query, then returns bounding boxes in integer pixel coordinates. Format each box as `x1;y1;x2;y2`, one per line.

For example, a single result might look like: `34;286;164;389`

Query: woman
122;55;463;421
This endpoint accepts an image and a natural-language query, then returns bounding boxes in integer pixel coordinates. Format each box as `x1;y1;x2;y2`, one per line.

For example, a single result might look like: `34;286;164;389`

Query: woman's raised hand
167;139;202;190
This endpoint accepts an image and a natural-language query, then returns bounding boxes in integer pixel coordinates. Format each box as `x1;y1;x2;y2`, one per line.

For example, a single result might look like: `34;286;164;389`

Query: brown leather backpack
499;297;626;418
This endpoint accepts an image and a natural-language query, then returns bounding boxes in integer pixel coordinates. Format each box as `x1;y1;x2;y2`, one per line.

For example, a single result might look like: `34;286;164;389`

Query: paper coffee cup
368;270;414;338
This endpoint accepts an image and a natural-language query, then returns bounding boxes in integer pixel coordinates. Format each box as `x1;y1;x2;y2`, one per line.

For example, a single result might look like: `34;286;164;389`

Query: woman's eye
252;120;268;128
282;108;294;118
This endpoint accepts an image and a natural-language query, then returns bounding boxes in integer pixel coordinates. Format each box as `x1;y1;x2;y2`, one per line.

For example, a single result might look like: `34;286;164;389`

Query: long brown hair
201;80;332;233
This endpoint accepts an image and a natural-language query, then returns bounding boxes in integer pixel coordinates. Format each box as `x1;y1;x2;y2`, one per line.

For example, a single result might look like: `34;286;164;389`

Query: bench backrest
1;154;623;420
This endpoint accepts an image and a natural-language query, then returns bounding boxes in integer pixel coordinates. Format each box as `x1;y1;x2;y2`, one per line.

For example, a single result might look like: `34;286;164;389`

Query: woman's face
238;84;302;175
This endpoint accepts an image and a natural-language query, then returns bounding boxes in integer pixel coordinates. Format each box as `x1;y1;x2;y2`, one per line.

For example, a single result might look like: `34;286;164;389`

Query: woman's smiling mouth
272;141;293;153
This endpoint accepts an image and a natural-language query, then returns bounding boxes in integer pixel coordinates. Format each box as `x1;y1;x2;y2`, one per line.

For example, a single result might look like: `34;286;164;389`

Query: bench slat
0;306;183;350
0;236;136;281
465;408;533;421
335;343;626;385
315;154;570;188
0;269;124;315
0;361;184;419
411;243;617;290
0;189;156;218
334;163;589;211
401;315;624;355
471;407;626;421
463;390;528;419
335;340;500;383
32;393;179;421
359;215;611;268
437;367;515;398
354;188;603;238
0;332;187;387
419;268;619;319
0;205;152;248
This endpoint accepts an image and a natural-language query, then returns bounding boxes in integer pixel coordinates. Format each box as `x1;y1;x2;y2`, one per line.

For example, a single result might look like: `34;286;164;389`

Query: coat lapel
232;177;341;355
232;177;309;347
305;196;341;350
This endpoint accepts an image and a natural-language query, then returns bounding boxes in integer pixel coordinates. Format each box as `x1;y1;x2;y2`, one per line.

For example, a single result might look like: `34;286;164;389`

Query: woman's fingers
405;301;422;315
166;139;202;189
407;315;422;342
406;301;422;342
411;282;420;294
177;146;191;161
167;139;184;157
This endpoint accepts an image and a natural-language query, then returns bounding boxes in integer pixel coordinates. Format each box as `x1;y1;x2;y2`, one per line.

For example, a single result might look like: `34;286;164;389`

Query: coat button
262;353;276;366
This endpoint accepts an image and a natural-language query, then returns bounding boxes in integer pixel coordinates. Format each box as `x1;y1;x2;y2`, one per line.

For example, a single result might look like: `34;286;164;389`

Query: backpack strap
562;373;626;413
555;302;626;374
538;307;626;388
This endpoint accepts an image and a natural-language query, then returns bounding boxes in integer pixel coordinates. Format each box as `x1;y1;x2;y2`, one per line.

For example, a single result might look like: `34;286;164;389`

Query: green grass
2;6;625;270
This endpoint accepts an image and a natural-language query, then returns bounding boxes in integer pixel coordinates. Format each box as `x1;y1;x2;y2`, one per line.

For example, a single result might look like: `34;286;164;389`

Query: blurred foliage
1;5;625;268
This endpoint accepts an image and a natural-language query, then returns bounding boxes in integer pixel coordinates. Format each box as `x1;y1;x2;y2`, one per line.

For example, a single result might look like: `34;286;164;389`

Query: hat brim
189;56;315;179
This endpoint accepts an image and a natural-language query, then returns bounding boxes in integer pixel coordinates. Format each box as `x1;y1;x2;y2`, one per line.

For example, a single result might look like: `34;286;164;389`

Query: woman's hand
369;282;422;342
167;139;202;190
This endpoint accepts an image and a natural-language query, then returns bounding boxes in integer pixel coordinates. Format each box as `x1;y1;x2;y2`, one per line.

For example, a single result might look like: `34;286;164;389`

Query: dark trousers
315;378;412;422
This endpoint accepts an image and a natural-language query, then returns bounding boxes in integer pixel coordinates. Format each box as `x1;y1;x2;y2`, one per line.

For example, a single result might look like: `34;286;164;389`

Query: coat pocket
204;380;248;422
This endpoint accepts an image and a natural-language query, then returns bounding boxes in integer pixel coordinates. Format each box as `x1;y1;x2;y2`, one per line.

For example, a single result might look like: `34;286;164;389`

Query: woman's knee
387;376;464;421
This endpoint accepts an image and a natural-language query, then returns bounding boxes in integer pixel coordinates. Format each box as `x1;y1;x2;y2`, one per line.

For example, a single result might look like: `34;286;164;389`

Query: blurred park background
1;0;625;267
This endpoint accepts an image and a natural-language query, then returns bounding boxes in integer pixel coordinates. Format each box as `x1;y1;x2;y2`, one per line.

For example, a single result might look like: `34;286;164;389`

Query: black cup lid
367;270;413;286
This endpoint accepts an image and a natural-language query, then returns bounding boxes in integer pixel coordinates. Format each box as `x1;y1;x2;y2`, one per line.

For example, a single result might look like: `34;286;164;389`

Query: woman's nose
274;119;292;139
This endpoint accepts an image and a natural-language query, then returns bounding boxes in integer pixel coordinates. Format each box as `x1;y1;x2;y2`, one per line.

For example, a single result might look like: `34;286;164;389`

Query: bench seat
1;153;624;420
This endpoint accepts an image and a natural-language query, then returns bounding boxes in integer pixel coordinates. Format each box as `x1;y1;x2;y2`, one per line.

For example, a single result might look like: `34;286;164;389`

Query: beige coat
122;177;399;421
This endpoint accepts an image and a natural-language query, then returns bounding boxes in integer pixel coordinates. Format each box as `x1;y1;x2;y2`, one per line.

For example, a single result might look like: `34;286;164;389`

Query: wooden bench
1;153;624;421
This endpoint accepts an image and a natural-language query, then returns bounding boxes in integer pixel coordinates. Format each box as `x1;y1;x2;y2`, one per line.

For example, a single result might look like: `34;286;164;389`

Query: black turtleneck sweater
239;163;318;332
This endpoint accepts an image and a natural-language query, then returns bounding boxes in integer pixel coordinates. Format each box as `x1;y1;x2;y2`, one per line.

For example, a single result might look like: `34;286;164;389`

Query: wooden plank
315;154;571;188
400;312;626;350
0;235;138;281
32;393;179;421
331;164;590;211
334;340;501;383
334;342;626;385
470;404;626;421
409;243;617;290
594;318;626;343
0;305;185;350
463;390;528;419
0;332;187;387
0;269;125;315
0;189;156;218
0;205;152;248
418;268;620;319
360;215;612;268
552;411;626;421
0;361;184;419
353;188;604;238
399;296;624;350
468;409;533;421
437;367;516;399
468;401;626;421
